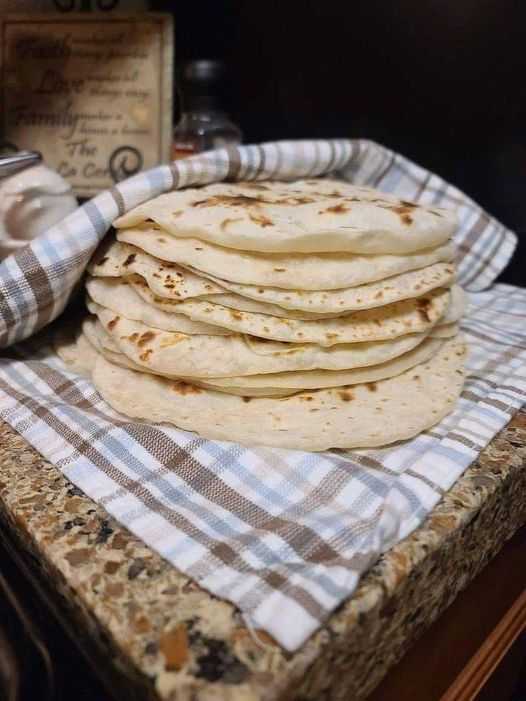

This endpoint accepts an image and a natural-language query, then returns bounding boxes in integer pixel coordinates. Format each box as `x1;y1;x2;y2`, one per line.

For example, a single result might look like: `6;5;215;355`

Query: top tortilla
113;179;456;254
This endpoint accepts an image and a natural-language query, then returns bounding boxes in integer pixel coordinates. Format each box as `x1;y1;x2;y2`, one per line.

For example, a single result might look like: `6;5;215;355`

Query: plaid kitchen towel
1;140;525;650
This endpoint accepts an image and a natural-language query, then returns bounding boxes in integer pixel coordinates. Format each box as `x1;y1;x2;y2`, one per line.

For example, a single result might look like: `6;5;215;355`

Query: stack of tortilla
58;179;467;451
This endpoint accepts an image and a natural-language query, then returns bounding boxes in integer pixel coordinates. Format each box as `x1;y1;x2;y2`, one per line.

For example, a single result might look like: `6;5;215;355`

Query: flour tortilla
85;276;230;336
86;273;341;324
54;325;97;376
441;284;466;325
91;238;456;315
113;180;456;255
91;337;466;450
117;227;455;291
128;278;450;346
87;305;438;377
88;238;226;300
196;263;456;313
87;274;452;348
85;316;453;396
81;322;297;397
90;240;339;319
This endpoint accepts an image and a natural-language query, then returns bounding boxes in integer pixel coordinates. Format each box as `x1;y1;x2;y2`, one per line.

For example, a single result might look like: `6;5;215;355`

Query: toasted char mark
299;395;313;401
416;297;432;322
107;316;120;330
390;205;415;225
242;396;252;403
338;389;354;401
249;212;273;227
366;382;377;392
139;349;153;362
137;331;157;347
191;194;315;208
323;203;349;214
374;291;384;299
192;194;263;208
157;237;167;243
170;381;202;395
326;333;340;340
229;309;243;320
172;210;183;218
122;253;136;267
273;267;286;272
220;217;244;231
127;332;139;342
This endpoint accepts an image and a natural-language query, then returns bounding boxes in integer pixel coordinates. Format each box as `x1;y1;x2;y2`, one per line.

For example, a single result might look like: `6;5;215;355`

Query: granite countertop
0;411;525;701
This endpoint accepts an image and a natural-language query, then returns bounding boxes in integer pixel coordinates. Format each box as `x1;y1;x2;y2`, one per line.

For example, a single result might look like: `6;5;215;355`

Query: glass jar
173;60;242;160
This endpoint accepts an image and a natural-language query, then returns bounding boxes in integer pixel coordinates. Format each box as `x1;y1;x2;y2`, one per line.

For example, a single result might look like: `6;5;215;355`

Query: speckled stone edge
0;412;525;701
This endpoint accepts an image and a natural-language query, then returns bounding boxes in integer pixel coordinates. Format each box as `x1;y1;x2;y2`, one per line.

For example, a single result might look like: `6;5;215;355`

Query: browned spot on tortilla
249;212;273;227
164;283;175;289
242;396;251;403
326;333;340;340
229;309;243;320
192;194;314;208
324;203;349;214
263;326;270;332
390;205;414;225
170;381;202;395
374;291;384;299
127;332;139;342
123;253;136;267
416;297;432;322
205;284;213;290
139;349;153;362
151;224;162;231
300;395;313;401
339;389;353;401
172;210;183;219
366;382;377;392
192;194;264;208
194;247;203;251
412;375;420;380
107;316;120;330
138;331;156;347
157;237;167;243
273;267;286;272
145;218;154;223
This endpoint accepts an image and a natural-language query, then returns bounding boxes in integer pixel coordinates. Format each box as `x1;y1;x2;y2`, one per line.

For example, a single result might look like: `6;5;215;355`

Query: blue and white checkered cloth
1;140;525;650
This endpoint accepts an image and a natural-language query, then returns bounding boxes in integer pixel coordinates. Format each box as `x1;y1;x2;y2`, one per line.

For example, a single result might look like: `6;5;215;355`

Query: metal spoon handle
0;151;42;178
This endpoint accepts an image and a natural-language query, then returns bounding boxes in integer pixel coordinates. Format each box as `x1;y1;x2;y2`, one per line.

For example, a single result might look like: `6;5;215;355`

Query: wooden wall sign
1;13;173;196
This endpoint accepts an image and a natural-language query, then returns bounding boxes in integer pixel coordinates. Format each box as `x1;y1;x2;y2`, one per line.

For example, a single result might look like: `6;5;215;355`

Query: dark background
153;0;526;287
